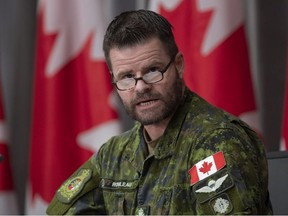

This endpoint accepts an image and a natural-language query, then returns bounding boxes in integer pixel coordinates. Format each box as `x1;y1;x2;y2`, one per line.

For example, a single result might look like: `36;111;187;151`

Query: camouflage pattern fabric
47;88;273;215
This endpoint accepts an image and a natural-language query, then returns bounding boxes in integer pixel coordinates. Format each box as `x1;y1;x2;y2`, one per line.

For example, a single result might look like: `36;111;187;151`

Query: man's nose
134;78;151;91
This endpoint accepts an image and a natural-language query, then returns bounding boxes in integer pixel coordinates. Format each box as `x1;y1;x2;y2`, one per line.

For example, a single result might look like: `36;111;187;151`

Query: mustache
132;91;161;105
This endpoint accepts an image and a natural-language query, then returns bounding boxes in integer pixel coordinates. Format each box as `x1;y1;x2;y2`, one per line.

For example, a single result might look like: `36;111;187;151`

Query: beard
120;73;184;125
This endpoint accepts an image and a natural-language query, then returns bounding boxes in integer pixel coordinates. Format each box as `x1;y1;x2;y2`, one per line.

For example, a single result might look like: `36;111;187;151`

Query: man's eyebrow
115;70;133;77
115;60;162;77
142;61;162;70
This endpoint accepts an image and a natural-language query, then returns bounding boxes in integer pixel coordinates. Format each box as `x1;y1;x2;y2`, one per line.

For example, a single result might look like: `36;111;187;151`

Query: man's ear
175;52;184;78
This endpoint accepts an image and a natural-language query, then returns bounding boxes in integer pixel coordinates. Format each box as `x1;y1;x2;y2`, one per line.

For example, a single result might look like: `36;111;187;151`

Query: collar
153;88;193;159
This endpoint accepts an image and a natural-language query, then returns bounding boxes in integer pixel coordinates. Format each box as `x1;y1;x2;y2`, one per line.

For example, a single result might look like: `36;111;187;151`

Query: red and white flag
280;56;288;151
149;0;260;132
0;83;18;214
189;151;226;185
26;0;121;214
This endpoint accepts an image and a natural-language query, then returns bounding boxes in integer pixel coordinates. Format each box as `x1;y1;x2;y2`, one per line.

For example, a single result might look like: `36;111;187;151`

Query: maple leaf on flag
26;1;121;214
199;161;212;174
149;0;261;132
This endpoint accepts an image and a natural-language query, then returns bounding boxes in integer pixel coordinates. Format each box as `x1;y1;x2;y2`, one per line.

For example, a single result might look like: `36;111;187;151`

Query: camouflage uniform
47;89;272;215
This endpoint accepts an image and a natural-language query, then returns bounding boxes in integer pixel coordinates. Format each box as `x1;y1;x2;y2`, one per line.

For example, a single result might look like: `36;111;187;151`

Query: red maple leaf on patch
199;161;212;174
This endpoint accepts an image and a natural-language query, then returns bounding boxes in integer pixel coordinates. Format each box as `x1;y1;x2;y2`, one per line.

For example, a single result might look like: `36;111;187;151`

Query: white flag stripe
196;0;243;55
0;192;18;214
27;1;120;214
149;0;182;11
77;120;121;152
25;184;48;215
196;155;218;180
39;0;112;77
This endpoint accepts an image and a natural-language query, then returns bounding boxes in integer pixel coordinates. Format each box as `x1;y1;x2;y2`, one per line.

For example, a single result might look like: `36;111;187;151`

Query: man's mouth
137;99;158;106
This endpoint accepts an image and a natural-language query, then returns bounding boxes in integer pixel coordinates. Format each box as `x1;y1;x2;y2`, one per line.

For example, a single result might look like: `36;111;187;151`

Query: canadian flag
280;56;288;151
0;83;19;214
26;0;121;214
149;0;260;132
189;151;226;185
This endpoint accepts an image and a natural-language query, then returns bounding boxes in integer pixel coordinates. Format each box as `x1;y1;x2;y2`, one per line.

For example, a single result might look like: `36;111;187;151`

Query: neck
144;87;186;140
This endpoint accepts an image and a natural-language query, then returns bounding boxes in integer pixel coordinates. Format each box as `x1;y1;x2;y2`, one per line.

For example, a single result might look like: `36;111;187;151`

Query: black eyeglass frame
112;55;175;91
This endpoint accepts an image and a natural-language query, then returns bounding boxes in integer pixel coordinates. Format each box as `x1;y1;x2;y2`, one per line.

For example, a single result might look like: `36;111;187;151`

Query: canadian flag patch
189;151;226;185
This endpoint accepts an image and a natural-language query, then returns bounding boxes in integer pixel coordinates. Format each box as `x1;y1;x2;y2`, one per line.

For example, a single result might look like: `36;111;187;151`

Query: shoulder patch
193;169;234;204
57;168;92;204
210;193;233;214
189;151;226;185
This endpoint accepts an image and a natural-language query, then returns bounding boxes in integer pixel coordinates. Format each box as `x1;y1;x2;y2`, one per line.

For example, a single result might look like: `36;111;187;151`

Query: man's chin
134;114;160;126
135;112;171;126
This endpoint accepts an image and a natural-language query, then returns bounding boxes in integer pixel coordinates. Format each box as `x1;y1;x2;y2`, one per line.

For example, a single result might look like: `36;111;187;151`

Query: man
47;10;272;215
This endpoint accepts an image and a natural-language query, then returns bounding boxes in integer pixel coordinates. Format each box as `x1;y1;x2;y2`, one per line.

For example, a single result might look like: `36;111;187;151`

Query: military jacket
47;89;272;215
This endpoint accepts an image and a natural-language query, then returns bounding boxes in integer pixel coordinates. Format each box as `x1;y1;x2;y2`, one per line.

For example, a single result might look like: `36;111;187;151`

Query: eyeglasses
112;56;175;91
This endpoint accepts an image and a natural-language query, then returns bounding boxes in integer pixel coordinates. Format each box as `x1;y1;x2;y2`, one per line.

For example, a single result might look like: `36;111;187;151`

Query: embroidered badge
210;193;233;214
57;168;92;204
193;170;234;204
136;208;145;216
135;206;149;216
188;151;226;185
195;174;228;193
213;197;230;213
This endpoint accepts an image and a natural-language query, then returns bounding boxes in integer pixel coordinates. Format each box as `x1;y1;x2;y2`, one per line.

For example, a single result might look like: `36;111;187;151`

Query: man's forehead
110;38;167;61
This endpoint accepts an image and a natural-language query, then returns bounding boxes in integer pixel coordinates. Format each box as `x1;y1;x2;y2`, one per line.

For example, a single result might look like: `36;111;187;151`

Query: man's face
109;38;185;125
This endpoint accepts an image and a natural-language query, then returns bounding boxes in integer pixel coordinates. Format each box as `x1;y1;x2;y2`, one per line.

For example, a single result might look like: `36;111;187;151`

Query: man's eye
120;73;134;80
148;67;158;73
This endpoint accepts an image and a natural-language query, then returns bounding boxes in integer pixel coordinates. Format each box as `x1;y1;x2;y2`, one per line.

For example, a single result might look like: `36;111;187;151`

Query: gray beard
121;75;184;125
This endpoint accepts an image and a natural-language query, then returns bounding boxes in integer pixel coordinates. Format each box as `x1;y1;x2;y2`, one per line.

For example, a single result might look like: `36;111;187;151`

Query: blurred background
0;0;287;214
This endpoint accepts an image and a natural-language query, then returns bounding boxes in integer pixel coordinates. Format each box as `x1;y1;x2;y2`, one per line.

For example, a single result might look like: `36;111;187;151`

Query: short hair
103;9;179;71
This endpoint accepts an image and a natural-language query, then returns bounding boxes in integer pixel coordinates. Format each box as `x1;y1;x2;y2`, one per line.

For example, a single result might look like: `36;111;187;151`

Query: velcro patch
100;178;138;190
135;206;150;216
210;193;233;214
189;151;226;185
193;169;234;204
57;168;92;204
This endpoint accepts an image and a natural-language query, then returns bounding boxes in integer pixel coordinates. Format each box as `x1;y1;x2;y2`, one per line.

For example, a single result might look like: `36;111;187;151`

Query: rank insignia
135;206;150;216
210;193;233;214
57;168;92;204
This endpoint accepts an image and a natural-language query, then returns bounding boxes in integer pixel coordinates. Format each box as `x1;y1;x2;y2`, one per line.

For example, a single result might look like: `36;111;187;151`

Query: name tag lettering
112;182;133;188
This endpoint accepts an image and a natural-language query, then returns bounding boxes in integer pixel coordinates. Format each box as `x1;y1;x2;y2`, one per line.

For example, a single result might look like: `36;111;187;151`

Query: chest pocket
100;178;139;215
156;184;196;215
